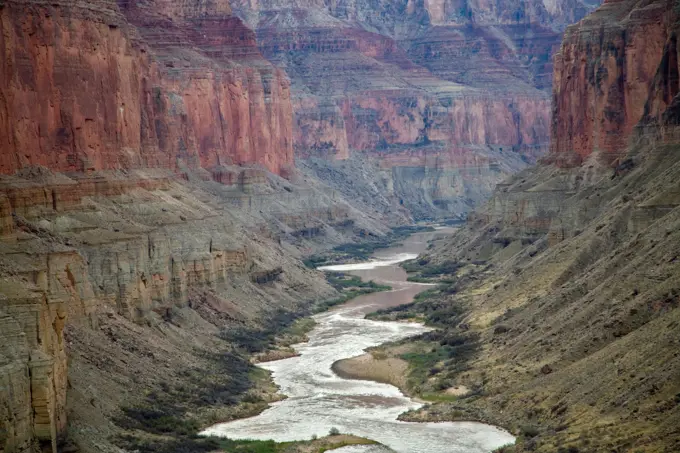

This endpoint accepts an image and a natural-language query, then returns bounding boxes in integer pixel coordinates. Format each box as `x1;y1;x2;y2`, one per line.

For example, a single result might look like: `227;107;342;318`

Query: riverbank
303;225;435;269
331;346;470;403
201;227;515;453
107;233;408;453
255;273;393;363
209;434;388;453
331;352;409;391
119;432;388;453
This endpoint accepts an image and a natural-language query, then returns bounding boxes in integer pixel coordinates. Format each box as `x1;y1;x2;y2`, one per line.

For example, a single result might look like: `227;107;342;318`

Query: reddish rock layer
550;0;680;165
228;0;600;219
340;92;549;159
0;0;294;176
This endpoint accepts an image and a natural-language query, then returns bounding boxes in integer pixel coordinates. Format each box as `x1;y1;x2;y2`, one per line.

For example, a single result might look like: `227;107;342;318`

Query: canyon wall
0;2;398;452
0;0;293;176
416;2;680;449
474;0;680;242
550;0;680;166
229;0;600;218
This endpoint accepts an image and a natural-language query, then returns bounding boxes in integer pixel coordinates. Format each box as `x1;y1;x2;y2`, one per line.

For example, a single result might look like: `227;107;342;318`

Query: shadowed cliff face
0;0;293;176
228;0;600;219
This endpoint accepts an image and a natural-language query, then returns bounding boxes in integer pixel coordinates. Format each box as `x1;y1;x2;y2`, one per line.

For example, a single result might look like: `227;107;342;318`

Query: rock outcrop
229;0;600;218
550;0;680;165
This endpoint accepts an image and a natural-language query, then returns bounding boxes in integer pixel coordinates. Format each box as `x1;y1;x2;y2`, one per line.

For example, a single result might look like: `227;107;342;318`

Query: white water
317;253;419;272
202;230;515;452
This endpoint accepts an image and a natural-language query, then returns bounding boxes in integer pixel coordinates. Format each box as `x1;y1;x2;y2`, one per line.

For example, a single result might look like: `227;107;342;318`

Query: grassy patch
419;392;463;403
402;259;463;278
325;273;391;292
313;288;387;313
366;284;462;326
116;435;379;453
312;272;391;313
304;225;435;268
405;276;433;283
212;435;378;453
278;318;317;345
365;284;480;398
491;444;516;453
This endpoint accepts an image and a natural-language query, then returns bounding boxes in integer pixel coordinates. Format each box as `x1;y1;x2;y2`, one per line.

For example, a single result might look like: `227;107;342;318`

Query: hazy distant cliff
229;0;601;218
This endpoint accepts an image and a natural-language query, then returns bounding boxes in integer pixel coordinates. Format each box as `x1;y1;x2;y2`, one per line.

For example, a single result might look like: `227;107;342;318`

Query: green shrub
115;435;221;453
521;425;540;438
491;444;515;453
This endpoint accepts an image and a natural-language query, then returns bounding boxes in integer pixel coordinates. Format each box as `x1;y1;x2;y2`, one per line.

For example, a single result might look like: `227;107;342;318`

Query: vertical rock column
28;350;57;453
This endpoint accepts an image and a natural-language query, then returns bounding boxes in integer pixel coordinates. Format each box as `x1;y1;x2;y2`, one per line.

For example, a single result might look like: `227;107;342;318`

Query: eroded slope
380;1;680;450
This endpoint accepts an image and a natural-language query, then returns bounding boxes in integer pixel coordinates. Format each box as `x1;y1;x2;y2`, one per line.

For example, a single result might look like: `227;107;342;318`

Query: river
202;228;514;452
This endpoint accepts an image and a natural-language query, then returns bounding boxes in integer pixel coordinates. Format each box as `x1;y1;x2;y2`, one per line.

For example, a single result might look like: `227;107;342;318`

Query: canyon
0;1;399;451
229;0;600;218
1;0;677;452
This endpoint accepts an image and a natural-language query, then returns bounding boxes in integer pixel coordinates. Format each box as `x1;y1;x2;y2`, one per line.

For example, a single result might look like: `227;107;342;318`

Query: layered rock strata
0;0;293;176
0;163;393;453
550;0;680;165
230;0;600;218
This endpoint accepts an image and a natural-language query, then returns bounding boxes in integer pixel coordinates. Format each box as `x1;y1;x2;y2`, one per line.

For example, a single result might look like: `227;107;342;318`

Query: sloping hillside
377;0;680;450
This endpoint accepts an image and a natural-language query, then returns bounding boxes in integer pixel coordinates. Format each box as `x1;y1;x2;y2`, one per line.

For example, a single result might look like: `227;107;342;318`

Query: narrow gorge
1;0;679;452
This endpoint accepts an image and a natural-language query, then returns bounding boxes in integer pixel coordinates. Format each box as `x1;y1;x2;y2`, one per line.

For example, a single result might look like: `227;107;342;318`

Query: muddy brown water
202;228;514;452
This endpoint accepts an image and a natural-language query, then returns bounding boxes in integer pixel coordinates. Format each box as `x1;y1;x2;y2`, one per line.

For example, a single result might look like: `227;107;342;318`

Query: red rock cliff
228;0;600;217
550;0;679;165
0;0;294;176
